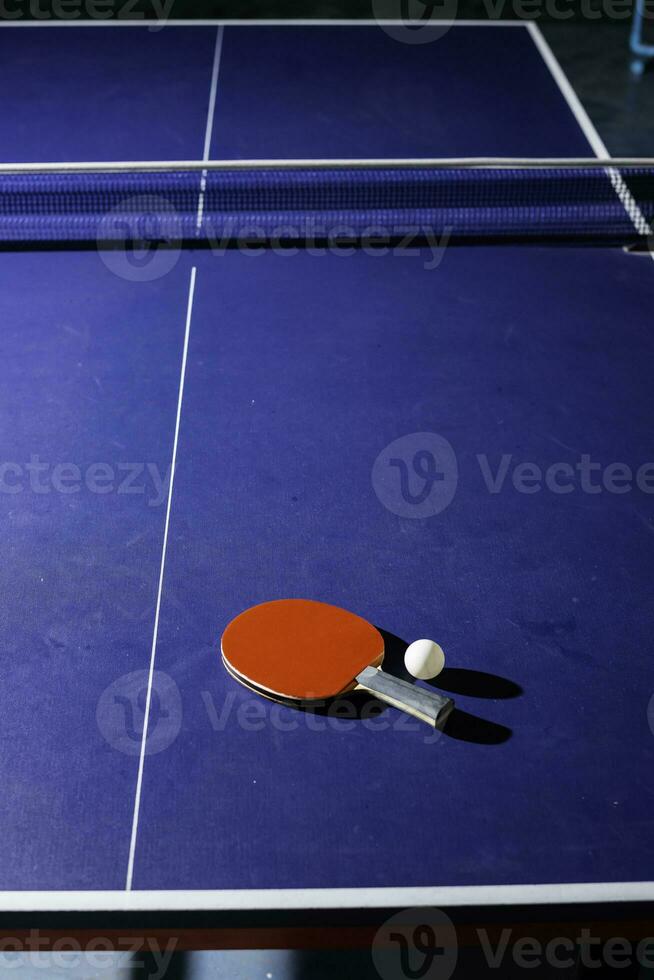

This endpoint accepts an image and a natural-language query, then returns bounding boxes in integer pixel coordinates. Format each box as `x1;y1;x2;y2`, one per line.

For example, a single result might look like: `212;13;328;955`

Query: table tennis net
0;165;653;245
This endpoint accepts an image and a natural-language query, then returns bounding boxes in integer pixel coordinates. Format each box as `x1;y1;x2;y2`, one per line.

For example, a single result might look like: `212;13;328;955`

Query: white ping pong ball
404;639;445;680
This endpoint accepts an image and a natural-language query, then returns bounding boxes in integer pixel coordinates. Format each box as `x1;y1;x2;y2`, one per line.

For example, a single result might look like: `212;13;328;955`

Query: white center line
125;266;197;892
196;26;224;232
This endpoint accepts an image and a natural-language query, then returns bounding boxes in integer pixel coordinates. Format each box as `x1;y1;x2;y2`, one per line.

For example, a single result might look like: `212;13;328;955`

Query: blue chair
631;0;654;74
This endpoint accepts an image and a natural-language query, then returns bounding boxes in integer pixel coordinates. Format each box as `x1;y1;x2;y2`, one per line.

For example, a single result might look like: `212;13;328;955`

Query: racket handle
356;666;454;729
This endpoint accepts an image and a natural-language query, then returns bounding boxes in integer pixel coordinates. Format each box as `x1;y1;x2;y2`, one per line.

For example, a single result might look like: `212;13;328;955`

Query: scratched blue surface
135;244;654;890
0;23;652;895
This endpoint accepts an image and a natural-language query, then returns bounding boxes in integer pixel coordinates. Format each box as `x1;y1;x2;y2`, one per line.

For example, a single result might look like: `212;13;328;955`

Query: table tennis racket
221;599;454;729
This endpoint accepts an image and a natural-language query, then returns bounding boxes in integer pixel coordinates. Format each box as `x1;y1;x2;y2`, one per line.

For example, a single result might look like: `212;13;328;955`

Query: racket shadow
228;626;516;744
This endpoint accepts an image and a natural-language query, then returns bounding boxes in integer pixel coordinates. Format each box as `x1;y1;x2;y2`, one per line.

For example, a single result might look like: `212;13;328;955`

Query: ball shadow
383;630;518;745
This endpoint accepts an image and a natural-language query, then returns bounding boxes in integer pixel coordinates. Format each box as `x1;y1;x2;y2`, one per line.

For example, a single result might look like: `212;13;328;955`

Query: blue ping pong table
0;19;653;931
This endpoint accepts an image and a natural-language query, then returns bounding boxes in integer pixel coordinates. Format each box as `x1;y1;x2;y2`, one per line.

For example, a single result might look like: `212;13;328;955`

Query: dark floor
5;11;653;980
542;19;654;154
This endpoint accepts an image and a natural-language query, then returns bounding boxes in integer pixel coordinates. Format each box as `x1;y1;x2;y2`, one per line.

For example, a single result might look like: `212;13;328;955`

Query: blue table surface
0;22;652;904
